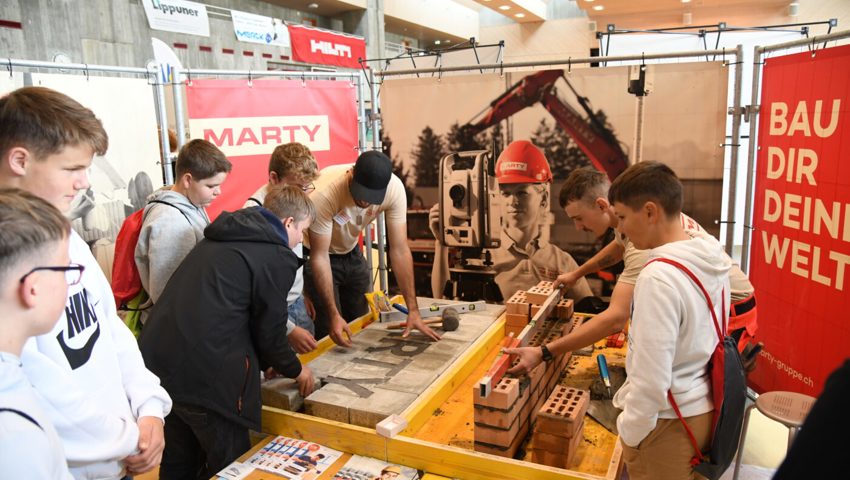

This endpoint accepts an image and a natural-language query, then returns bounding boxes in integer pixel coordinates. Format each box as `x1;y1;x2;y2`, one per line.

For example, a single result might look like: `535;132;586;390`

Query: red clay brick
505;312;529;327
472;377;519;410
474;421;530;458
556;299;574;320
475;418;519;447
536;387;589;438
526;282;553;305
505;291;530;315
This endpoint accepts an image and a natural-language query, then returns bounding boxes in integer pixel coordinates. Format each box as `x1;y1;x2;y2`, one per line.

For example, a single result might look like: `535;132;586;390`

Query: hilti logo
310;39;352;58
190;115;330;156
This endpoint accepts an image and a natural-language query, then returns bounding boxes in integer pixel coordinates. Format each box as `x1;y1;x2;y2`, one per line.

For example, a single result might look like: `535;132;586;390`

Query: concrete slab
349;387;419;428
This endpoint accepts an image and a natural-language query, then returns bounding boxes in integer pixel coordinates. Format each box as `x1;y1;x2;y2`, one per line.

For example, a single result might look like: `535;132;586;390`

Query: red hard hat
495;140;552;184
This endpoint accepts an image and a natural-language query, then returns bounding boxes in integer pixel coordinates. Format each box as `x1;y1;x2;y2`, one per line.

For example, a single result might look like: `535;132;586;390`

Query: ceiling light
445;39;451;43
307;2;319;8
434;40;441;45
681;0;691;3
515;12;526;18
499;5;511;10
585;0;595;2
593;5;604;11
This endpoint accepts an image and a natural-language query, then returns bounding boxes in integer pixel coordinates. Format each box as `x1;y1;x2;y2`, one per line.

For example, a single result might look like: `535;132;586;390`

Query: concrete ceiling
470;0;548;23
261;0;362;18
575;0;791;19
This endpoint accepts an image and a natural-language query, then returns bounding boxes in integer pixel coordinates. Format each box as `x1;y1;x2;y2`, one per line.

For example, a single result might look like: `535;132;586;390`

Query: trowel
587;354;621;434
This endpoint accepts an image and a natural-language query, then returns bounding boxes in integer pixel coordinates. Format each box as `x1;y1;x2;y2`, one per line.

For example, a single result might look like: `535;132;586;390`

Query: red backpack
647;258;747;480
112;200;188;309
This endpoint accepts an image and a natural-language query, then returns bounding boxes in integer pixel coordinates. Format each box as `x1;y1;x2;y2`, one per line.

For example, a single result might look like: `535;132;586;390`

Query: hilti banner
287;24;366;69
749;44;850;396
187;79;358;218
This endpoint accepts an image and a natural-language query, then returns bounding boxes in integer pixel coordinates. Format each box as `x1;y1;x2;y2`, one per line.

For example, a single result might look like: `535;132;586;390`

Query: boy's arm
21;340;141;464
615;275;680;447
307;231;352;347
386;221;440;341
553;240;625;290
250;263;302;379
139;210;198;303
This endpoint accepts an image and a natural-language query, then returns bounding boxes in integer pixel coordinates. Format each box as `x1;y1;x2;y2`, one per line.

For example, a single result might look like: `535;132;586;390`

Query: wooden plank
400;316;506;436
386;435;601;480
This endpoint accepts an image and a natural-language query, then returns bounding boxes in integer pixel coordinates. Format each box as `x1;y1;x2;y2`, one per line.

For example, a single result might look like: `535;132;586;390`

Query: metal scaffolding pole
725;44;745;256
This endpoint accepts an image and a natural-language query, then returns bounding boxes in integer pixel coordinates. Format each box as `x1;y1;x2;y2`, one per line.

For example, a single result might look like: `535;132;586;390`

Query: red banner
749;44;850;395
287;24;366;69
186;79;358;218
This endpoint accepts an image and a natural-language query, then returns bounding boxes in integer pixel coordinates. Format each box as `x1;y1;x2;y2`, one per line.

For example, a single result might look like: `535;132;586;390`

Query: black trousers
304;248;371;341
159;403;250;480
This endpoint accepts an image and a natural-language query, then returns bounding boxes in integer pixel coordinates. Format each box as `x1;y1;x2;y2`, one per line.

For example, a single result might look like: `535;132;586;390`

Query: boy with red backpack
607;162;735;479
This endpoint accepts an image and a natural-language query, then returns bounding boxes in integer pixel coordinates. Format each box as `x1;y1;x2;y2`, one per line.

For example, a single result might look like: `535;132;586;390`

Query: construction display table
258;297;625;480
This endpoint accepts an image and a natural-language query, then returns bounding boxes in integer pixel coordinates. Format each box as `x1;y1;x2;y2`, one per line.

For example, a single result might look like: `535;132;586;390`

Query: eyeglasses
300;183;315;193
19;263;86;286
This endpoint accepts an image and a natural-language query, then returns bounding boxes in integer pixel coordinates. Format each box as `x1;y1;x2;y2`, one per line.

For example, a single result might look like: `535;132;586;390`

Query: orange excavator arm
465;69;628;180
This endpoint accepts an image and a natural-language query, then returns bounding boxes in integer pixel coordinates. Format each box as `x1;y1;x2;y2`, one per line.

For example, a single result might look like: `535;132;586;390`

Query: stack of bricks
473;281;578;459
504;290;530;337
531;386;589;469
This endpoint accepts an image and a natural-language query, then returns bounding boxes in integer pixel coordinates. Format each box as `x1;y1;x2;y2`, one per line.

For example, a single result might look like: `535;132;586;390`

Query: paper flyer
333;455;420;480
244;436;343;479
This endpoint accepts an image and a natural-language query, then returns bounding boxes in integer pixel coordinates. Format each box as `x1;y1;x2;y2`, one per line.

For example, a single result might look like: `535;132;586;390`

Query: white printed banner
231;9;290;48
142;0;210;37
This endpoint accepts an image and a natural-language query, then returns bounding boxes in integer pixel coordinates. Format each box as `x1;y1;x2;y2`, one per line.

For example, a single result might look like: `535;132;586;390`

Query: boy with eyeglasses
244;142;320;354
0;86;172;479
0;188;78;479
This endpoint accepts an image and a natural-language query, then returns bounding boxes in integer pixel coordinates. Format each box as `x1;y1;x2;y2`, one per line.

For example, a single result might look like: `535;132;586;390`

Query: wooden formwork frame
260;312;623;480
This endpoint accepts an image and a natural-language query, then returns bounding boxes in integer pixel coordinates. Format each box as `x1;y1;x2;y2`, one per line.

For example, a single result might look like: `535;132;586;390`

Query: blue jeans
288;295;314;336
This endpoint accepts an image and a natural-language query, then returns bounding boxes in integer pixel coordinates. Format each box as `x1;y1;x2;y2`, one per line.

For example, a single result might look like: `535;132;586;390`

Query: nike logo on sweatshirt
58;289;101;369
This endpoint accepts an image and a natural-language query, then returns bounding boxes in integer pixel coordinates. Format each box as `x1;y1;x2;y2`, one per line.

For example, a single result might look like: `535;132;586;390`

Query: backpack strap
0;408;42;429
646;257;728;465
145;199;192;224
248;197;263;207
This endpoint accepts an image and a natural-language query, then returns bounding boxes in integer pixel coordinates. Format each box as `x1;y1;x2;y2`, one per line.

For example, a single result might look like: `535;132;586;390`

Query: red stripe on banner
747;43;850;397
280;55;289;60
173;43;188;50
287;24;365;69
243;51;254;57
222;48;235;55
262;53;272;59
0;19;23;29
185;79;359;219
199;45;212;52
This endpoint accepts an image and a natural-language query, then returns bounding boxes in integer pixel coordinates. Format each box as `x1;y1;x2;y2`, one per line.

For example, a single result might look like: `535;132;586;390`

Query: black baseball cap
350;150;393;205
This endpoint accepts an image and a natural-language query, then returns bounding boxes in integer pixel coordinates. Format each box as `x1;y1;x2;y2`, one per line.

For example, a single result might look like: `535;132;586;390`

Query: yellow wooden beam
399;315;506;435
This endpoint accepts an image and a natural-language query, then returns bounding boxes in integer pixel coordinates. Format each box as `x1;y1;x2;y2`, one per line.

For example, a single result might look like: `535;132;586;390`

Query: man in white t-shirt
506;166;758;374
304;151;440;347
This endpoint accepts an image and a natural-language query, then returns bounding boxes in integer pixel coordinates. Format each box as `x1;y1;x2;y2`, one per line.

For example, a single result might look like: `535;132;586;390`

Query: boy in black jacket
139;185;316;479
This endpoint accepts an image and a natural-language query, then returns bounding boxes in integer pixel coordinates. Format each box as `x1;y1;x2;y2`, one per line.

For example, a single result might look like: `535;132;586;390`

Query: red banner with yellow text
749;44;850;395
186;79;358;218
288;24;365;69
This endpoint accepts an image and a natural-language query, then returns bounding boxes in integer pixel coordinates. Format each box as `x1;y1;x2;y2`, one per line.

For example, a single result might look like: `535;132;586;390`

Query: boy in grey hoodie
607;162;730;480
135;139;232;305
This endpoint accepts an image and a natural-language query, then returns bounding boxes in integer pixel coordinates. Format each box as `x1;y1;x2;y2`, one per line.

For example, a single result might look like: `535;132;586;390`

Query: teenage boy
606;161;730;478
244;142;320;354
0;86;172;479
140;185;316;479
305;150;439;346
135;138;231;306
0;189;75;479
506;166;757;374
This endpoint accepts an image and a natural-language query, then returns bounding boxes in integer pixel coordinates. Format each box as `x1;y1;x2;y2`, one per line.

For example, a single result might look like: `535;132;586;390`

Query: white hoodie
22;231;172;479
613;235;731;448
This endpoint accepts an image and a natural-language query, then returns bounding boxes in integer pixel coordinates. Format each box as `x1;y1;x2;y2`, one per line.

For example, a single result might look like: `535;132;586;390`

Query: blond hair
269;143;319;184
264;184;316;223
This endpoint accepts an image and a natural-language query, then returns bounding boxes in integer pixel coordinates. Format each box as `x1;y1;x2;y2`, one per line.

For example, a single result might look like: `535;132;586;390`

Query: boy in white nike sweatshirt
0;189;74;480
607;162;730;480
0;86;172;479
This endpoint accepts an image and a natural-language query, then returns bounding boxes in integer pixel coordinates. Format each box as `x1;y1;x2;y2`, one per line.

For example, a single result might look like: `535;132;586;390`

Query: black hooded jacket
139;207;302;429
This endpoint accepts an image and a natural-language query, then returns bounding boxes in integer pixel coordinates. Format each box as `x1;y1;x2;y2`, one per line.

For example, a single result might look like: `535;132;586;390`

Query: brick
505;291;530;315
349;387;418;428
475;418;520;447
536;387;589;438
473;377;519;410
261;377;305;412
505;312;529;327
505;324;524;337
526;281;554;305
532;448;566;469
474;404;515;429
474;421;530;458
533;431;568;453
530;304;541;317
304;383;352;424
556;299;574;320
